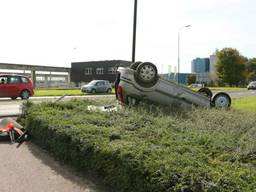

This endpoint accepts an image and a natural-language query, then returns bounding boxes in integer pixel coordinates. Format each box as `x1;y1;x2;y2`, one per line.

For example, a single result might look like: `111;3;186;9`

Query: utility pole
132;0;137;63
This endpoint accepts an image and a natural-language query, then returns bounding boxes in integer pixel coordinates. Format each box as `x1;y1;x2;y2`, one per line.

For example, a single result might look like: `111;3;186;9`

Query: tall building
191;58;210;84
191;58;210;73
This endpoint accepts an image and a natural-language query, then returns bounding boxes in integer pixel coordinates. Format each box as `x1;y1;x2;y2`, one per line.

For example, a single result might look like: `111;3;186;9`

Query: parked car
247;81;256;90
115;62;231;109
81;80;112;94
188;83;204;88
0;74;34;100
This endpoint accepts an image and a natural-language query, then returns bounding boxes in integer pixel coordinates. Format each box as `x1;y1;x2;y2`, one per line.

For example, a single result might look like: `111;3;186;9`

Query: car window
88;80;96;85
0;77;7;84
21;77;29;83
8;76;21;84
96;81;104;86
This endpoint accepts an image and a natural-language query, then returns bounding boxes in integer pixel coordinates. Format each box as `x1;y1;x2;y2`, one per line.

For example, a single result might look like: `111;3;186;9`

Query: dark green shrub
23;100;256;191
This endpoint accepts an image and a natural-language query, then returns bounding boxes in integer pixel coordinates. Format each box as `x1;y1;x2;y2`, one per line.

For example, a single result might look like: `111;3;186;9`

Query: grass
232;96;256;112
34;88;114;96
188;87;246;92
22;100;256;191
208;87;247;91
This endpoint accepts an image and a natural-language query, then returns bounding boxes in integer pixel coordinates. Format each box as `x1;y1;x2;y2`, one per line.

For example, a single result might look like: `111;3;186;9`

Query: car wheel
212;92;231;109
135;62;159;88
20;90;30;100
197;87;213;98
107;88;112;94
91;89;96;94
11;97;17;100
130;61;142;70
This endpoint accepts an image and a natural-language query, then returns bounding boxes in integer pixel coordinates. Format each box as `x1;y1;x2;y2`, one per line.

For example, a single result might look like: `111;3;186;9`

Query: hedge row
22;100;256;191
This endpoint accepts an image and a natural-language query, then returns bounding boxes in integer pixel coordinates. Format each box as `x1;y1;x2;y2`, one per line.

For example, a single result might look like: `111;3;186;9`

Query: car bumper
81;88;91;93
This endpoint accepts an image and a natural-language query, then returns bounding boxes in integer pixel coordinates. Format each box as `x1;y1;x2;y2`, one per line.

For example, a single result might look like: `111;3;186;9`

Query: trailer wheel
198;87;213;98
130;61;142;70
212;92;231;109
135;62;159;88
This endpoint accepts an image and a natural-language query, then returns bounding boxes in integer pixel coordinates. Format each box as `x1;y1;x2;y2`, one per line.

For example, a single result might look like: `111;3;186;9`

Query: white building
209;54;217;82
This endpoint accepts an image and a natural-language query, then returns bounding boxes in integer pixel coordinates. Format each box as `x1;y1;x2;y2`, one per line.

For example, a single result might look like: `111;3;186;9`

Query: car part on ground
116;62;232;109
54;94;67;103
87;104;119;112
0;117;28;146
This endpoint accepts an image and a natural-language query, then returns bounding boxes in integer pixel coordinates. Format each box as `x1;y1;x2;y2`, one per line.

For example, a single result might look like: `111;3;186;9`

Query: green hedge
23;100;256;191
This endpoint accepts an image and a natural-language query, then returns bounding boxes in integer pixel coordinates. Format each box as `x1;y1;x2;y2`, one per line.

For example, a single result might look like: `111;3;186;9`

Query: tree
245;58;256;82
215;48;247;86
187;74;196;85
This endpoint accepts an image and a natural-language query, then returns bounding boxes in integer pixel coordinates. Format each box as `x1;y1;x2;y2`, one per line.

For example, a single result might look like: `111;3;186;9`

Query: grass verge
22;100;256;191
34;88;114;96
232;96;256;112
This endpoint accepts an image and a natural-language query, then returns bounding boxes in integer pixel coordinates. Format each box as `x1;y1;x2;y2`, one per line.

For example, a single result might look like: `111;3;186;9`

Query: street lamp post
177;25;191;83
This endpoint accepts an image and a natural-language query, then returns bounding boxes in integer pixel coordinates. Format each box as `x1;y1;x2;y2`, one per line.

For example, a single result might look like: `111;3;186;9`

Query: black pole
132;0;137;63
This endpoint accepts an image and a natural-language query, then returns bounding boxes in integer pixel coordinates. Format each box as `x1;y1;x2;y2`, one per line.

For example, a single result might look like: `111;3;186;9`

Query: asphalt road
0;141;108;192
214;89;256;98
0;95;115;117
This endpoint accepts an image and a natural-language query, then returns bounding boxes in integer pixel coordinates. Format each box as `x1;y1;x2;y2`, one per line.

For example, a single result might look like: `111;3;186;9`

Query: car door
0;76;8;97
96;81;104;92
6;76;22;97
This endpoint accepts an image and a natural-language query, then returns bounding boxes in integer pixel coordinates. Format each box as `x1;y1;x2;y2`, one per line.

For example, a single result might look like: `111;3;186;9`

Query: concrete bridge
0;63;71;87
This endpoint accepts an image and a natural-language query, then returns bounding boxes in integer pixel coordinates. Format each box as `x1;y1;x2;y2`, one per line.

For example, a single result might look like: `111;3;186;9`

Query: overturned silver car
115;62;231;109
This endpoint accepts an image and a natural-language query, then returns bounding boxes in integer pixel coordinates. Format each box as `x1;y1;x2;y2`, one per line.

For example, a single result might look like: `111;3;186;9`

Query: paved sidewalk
0;141;107;192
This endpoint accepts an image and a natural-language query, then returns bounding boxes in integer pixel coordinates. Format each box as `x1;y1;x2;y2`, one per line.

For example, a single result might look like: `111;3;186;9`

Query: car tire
107;88;112;94
91;89;96;94
197;87;213;98
11;97;17;100
20;90;30;100
130;61;142;70
211;92;231;109
134;62;159;88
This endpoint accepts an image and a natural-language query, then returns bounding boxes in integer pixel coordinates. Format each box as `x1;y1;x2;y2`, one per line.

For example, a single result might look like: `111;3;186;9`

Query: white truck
115;62;231;109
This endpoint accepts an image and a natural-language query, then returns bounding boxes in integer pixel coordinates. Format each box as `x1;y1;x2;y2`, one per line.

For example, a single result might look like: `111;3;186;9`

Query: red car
0;74;34;100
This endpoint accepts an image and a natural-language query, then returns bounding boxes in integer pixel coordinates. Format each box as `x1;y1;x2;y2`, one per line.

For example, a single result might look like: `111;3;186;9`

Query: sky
0;0;256;73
